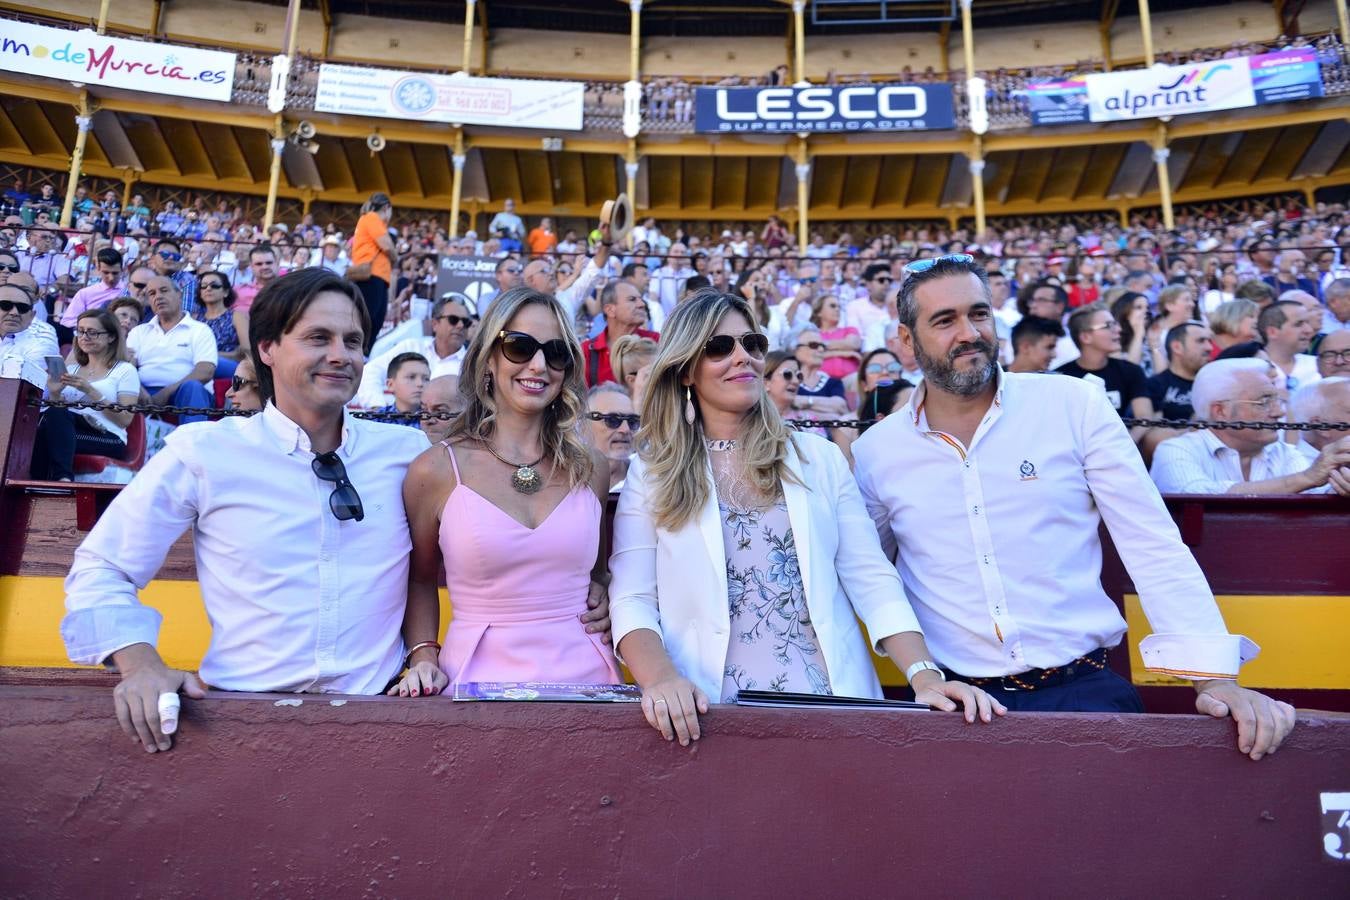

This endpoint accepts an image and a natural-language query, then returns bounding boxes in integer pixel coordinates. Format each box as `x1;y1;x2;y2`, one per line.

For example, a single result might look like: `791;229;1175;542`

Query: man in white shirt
1257;299;1320;391
63;269;432;753
522;230;612;321
847;264;894;347
1318;329;1350;378
0;282;58;390
126;276;218;423
1322;278;1350;334
313;234;348;277
1151;359;1350;495
852;255;1295;759
355;294;470;407
1289;377;1350;464
649;243;695;317
15;226;71;292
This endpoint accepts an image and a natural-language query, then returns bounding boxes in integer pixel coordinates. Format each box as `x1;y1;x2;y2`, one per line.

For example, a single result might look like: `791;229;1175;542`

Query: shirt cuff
1139;632;1260;680
860;607;924;656
609;600;663;667
60;605;164;667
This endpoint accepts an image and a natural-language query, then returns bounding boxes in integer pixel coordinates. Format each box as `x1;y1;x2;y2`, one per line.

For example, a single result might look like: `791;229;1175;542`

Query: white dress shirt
555;258;605;320
62;404;431;693
354;335;465;408
610;433;923;701
852;369;1257;681
126;315;219;387
1150;429;1328;495
846;298;890;344
0;318;59;389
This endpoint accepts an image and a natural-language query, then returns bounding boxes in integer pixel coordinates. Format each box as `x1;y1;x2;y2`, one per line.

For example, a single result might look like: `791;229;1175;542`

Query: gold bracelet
404;640;441;669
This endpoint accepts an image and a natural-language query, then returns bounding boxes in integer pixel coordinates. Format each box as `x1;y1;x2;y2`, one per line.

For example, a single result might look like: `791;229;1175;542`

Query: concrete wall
642;35;785;79
805;33;942;80
1;684;1347;896
490;28;629;79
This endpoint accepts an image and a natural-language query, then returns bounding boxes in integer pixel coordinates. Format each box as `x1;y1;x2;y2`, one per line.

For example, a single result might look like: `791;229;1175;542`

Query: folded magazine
453;681;643;703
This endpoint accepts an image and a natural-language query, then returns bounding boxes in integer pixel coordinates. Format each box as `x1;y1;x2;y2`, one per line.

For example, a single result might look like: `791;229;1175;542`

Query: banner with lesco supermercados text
1026;49;1322;126
694;83;956;134
0;18;235;102
316;64;585;131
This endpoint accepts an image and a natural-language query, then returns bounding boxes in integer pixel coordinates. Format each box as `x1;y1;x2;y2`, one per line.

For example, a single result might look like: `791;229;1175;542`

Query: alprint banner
315;64;585;130
0;18;235;102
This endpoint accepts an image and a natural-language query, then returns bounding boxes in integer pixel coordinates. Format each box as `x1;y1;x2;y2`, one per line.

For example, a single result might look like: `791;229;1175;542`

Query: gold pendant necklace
482;440;547;494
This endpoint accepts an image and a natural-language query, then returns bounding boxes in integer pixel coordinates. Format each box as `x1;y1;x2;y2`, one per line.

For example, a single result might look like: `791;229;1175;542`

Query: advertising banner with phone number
1025;49;1322;126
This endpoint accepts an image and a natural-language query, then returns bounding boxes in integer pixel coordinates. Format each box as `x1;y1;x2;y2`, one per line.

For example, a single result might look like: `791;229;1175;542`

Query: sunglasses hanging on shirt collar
312;451;364;522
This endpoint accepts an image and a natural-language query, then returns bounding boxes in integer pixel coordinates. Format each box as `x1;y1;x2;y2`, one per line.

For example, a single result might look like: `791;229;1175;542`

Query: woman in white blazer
609;291;1003;745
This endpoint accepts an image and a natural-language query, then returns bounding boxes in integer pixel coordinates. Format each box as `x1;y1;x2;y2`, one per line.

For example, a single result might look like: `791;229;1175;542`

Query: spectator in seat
32;309;140;481
1151;358;1350;496
1234;278;1276;311
127;276;218;424
224;356;262;412
233;244;279;313
1209;297;1260;357
355;294;470;407
1007;315;1065;374
1321;278;1350;334
418;374;464;444
584;383;638;491
853;255;1294;757
1317;330;1350;378
314;234;348;277
791;327;850;418
478;256;523;313
858;347;903;393
1147;321;1213;421
1289;377;1350;465
1258;299;1319;391
1017;279;1076;367
1057;302;1155;441
369;352;430;428
60;247;125;328
194;270;249;381
847;263;894;349
609;333;658;407
0;281;58;390
148;238;198;318
63;268;432;752
812;292;861;384
16;225;71;297
108;296;144;345
1263;250;1317;298
582;280;659;387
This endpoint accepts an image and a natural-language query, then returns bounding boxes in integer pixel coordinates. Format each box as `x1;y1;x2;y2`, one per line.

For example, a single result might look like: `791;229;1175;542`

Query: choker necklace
704;439;738;452
482;441;546;494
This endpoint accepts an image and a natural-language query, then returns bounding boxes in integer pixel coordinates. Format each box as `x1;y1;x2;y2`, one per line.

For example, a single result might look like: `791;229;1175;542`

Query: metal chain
30;396;1350;432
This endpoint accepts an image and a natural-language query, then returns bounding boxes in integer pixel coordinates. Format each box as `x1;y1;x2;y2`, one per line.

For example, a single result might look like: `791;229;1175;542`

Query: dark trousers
965;668;1145;713
357;277;389;356
32;406;127;481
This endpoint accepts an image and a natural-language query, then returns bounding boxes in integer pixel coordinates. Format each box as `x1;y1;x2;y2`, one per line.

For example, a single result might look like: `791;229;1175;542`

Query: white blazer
609;432;923;701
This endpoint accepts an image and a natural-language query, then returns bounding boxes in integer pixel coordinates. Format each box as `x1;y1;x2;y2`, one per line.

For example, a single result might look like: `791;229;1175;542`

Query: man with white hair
1263;249;1316;297
1321;278;1350;334
1288;377;1350;464
1150;358;1350;495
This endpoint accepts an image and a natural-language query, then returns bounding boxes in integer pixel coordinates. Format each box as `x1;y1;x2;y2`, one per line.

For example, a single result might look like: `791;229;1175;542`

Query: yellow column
969;138;986;236
96;0;111;32
629;0;642;84
59;95;92;228
120;169;134;208
461;0;476;74
794;137;810;252
449;129;466;238
625;138;638;201
1337;0;1350;48
959;0;975;79
792;0;805;82
1152;124;1174;231
1139;0;1155;66
263;116;285;231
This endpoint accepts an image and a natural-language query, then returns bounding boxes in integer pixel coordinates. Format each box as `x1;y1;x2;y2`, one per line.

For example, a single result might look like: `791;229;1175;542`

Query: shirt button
973;506;980;515
983;555;990;564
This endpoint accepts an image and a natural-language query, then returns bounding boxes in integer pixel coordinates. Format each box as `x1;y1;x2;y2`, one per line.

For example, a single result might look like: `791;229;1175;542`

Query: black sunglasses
703;332;769;361
0;262;18;273
130;280;149;290
0;299;33;314
230;375;258;392
800;341;826;352
436;314;471;327
778;369;802;382
497;330;573;371
588;412;640;429
312;451;365;522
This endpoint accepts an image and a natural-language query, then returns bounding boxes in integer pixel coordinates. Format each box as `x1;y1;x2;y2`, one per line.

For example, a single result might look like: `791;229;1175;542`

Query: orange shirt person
351;192;395;354
527;217;558;257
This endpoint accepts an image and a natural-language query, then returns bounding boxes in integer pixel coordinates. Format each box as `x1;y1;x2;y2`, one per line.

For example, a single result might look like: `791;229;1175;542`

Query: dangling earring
483;372;494;395
684;387;696;425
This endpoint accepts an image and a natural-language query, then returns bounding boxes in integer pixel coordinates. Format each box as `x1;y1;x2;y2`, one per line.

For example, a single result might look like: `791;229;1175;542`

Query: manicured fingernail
411;690;418;697
145;745;156;753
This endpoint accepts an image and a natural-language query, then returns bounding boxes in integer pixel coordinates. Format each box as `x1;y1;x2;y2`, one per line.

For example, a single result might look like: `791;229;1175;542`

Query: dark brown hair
73;308;125;368
248;268;370;403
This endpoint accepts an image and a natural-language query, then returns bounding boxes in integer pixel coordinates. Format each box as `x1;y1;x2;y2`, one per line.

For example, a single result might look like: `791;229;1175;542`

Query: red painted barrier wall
2;685;1348;897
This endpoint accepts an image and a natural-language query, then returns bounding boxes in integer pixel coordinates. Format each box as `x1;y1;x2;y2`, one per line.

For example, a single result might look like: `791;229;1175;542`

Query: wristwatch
904;660;946;683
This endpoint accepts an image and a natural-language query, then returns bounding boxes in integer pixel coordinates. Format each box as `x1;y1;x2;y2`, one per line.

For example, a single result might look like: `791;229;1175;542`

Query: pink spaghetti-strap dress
437;442;620;686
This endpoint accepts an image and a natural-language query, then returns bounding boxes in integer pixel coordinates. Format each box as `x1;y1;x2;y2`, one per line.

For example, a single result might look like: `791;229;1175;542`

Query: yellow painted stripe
0;576;453;671
1125;594;1350;690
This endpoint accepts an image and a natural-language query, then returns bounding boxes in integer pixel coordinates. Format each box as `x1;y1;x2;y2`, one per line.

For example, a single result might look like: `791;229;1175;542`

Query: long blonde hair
637;290;799;531
447;286;593;489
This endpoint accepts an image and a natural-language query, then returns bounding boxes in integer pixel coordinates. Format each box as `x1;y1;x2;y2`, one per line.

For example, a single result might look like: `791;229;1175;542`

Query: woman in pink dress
388;286;618;697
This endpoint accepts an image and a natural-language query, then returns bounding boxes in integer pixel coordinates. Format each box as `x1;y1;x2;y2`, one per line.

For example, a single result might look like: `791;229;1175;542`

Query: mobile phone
44;355;64;381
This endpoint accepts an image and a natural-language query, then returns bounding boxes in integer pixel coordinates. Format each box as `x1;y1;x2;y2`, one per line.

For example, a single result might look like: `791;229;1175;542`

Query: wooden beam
319;0;333;58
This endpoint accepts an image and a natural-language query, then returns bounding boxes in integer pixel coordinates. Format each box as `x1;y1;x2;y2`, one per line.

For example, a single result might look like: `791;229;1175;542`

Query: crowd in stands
1;170;1348;494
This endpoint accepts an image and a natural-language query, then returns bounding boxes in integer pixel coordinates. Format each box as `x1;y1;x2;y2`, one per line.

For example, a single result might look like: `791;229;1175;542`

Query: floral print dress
718;495;832;701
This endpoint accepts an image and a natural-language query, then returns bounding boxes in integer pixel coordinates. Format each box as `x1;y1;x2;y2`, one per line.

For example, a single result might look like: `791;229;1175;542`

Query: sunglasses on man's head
497;330;573;371
904;253;975;274
587;412;640;429
312;451;364;522
703;332;768;361
0;299;33;314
